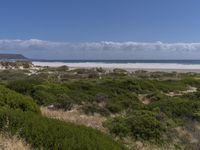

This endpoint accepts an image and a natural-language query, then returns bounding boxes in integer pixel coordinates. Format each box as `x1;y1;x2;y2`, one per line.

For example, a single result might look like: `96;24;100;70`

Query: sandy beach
33;61;200;73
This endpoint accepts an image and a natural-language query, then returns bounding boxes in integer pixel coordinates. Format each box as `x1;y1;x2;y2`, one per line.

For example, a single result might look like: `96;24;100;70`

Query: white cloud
0;39;200;59
0;39;200;51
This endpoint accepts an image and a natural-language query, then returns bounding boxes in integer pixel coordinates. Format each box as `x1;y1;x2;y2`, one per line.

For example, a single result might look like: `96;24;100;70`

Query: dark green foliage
0;110;124;150
149;98;200;119
106;93;143;113
105;110;166;143
151;80;187;93
7;77;193;115
41;65;69;72
32;84;73;110
0;85;40;113
0;70;28;80
32;83;69;105
7;79;41;95
182;77;200;88
7;80;72;109
180;90;200;101
145;92;168;102
65;79;143;113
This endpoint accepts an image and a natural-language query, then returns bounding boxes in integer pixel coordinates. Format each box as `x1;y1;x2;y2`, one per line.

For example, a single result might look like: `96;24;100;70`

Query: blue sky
0;0;200;59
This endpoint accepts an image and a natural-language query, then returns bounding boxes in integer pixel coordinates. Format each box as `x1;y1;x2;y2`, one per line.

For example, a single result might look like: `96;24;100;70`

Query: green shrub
32;84;71;108
0;85;40;113
106;94;143;113
151;80;187;92
182;77;200;88
0;110;125;150
105;110;166;143
145;92;168;102
149;98;200;119
181;91;200;101
7;79;41;95
8;80;72;108
0;70;28;80
32;90;55;105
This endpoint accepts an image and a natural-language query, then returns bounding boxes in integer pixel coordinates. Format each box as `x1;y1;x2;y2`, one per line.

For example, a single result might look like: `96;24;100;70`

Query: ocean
32;60;200;70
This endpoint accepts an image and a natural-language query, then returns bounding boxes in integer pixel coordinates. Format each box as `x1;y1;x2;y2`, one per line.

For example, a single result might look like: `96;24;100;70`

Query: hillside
0;64;200;149
0;54;28;60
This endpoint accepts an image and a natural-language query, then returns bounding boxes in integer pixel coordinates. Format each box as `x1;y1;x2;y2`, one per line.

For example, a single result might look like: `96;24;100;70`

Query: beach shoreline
32;61;200;73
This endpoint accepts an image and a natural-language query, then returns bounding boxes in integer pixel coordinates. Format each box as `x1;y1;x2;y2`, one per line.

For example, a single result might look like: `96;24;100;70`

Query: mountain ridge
0;54;28;60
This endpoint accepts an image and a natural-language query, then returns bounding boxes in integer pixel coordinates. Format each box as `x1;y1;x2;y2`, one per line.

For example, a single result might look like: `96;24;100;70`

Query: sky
0;0;200;59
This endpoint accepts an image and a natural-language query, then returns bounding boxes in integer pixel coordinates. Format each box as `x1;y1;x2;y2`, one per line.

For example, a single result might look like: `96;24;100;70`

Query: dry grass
0;133;31;150
175;126;199;144
121;137;176;150
40;106;107;132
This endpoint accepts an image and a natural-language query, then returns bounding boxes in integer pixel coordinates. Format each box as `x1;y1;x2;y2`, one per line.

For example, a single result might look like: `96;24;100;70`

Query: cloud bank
1;39;200;51
0;39;200;59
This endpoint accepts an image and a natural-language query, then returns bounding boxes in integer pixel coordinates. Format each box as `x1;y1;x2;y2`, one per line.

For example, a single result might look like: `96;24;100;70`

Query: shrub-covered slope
0;85;125;150
0;110;124;150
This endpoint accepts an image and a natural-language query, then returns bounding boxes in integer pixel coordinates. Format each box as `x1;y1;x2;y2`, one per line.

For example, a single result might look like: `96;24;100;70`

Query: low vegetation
0;110;123;150
0;64;200;149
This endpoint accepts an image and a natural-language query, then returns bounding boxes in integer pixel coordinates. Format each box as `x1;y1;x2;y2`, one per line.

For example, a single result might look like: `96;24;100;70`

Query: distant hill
0;54;28;60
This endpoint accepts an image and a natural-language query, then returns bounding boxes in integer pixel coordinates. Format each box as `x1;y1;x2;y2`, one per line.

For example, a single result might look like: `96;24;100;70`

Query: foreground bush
0;110;125;150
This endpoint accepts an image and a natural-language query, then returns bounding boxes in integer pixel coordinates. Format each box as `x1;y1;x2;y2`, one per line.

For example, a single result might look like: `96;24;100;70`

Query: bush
149;98;200;119
0;110;125;150
151;80;187;92
181;91;200;101
105;110;166;143
8;80;72;108
0;70;28;80
7;79;41;95
182;77;200;88
106;94;143;113
0;85;40;113
145;92;168;102
32;83;71;107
